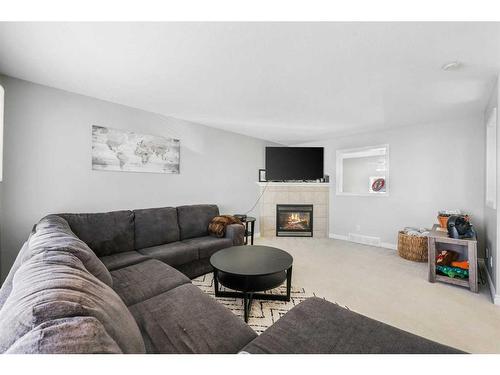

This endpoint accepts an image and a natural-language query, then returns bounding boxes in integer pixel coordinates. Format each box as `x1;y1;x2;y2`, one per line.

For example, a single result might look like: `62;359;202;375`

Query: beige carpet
249;236;500;353
192;272;340;334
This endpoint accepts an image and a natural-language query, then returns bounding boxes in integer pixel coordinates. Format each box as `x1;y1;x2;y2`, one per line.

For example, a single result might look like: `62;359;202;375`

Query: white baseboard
381;242;398;250
483;260;500;305
329;233;348;241
329;233;397;250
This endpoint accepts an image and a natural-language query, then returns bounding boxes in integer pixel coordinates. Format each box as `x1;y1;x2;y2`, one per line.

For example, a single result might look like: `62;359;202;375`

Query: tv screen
265;147;324;181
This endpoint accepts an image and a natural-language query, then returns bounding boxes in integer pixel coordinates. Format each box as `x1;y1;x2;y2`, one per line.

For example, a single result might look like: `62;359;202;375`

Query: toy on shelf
437;209;462;229
447;215;476;239
436;250;458;266
436;265;469;279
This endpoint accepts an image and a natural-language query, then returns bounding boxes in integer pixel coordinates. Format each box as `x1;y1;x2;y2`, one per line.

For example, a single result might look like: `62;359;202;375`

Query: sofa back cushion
134;207;180;249
177;205;220;240
59;211;135;257
31;215;113;287
0;250;145;354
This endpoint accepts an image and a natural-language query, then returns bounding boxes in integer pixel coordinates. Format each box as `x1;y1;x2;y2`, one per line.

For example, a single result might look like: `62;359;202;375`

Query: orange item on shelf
438;215;449;229
451;260;469;270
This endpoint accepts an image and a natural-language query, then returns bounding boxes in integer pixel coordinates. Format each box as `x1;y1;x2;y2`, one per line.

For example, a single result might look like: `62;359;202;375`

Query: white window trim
486;107;497;209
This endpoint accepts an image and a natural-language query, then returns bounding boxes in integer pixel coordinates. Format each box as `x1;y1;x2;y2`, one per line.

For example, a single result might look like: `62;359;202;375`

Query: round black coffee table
210;245;293;322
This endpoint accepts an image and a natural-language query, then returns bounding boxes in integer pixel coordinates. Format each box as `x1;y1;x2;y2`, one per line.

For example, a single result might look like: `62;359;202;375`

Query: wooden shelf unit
427;224;478;293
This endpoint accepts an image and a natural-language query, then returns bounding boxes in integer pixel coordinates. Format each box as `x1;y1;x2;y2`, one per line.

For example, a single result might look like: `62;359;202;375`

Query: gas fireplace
276;204;313;237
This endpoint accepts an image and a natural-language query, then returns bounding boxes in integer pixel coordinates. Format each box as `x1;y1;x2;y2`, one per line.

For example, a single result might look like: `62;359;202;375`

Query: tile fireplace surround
257;182;330;238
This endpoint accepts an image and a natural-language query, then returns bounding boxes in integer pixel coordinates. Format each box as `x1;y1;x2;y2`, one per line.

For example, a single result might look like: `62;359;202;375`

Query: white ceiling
0;22;499;144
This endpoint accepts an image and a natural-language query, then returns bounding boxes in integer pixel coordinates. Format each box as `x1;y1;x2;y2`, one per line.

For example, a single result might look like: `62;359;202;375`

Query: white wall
484;77;500;302
296;119;485;252
0;75;269;281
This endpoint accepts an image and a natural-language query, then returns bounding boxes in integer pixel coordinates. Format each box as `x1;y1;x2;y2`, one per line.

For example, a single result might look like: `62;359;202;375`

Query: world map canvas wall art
92;125;180;174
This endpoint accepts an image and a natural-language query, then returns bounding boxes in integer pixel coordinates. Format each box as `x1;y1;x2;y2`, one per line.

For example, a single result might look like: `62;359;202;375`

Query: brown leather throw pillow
208;215;243;238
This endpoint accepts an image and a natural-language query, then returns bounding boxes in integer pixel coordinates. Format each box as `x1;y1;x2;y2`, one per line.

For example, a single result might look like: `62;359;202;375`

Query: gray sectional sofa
0;204;462;354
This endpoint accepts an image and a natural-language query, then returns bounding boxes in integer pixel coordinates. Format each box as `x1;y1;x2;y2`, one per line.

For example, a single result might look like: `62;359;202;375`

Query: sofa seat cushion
242;297;463;354
134;207;180;249
177;205;219;240
138;242;198;267
59;210;135;256
181;236;233;259
111;259;190;306
129;283;257;353
177;258;213;279
5;317;122;354
99;251;150;271
0;251;145;354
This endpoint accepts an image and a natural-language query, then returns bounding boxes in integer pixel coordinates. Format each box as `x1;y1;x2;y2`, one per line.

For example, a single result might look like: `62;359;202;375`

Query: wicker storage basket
397;231;428;262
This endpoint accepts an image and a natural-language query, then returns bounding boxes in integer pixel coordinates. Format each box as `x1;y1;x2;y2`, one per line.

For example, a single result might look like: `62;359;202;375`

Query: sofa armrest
225;224;245;245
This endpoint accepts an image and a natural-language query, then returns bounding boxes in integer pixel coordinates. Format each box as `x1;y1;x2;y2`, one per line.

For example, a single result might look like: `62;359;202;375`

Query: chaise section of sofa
242;297;463;354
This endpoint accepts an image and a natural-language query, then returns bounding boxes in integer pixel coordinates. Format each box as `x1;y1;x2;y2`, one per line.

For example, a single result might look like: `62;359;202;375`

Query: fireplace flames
282;212;309;230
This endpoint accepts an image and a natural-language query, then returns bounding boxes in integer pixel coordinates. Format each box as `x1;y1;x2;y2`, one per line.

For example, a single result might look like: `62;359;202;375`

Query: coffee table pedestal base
213;267;292;323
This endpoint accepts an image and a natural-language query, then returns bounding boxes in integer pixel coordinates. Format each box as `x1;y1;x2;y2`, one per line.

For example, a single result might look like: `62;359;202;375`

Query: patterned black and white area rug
192;273;331;334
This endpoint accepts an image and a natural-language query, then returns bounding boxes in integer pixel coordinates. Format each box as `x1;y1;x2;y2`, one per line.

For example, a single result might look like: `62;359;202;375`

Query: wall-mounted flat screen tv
265;147;324;181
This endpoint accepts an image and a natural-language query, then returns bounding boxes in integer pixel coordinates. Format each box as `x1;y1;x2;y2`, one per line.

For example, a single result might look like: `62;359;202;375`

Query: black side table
242;216;256;245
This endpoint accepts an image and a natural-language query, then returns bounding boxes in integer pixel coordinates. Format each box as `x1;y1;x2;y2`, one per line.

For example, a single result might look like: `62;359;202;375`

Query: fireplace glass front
276;204;313;237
